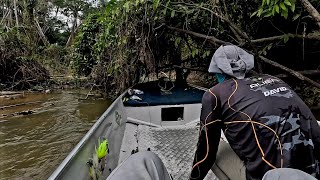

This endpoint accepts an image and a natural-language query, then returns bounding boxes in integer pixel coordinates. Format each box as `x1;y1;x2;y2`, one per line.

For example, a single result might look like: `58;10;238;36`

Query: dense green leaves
254;0;297;19
71;0;320;93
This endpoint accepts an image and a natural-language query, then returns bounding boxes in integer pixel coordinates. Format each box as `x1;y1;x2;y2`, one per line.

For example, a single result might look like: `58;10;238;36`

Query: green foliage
73;13;102;76
0;27;32;58
3;0;316;92
0;27;50;88
253;0;297;19
73;0;219;91
42;44;70;67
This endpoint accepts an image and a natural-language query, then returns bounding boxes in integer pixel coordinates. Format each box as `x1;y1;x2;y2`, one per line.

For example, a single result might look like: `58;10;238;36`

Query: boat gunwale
48;93;126;180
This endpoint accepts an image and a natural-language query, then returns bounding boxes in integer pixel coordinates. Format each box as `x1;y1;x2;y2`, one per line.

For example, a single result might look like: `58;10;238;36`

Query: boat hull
48;95;128;180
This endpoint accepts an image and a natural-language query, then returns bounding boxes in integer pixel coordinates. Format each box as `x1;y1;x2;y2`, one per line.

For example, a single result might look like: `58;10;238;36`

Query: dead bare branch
259;56;320;89
251;33;320;43
276;70;320;78
13;0;19;27
35;18;49;46
166;25;227;45
299;0;320;28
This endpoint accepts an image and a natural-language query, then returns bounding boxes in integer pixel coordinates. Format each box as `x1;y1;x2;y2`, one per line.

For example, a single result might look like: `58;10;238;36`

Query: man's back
207;74;320;179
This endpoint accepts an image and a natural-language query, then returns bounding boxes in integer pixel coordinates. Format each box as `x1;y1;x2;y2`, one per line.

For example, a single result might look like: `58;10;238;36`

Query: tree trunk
55;7;59;17
66;14;78;47
13;0;19;27
299;0;320;29
34;18;49;46
0;9;10;25
8;8;13;27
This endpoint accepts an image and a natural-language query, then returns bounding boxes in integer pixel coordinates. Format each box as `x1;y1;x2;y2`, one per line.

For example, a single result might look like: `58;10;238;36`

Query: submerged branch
0;101;43;110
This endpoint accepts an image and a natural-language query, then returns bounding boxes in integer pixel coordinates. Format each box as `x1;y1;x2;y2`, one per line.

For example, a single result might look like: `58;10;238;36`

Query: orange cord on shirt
192;90;220;170
192;79;284;172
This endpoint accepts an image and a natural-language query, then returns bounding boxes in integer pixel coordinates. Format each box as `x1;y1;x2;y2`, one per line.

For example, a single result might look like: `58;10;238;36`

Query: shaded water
0;91;111;180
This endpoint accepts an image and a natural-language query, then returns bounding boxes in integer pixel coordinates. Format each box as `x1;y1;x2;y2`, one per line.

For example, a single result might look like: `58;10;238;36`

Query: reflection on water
0;91;111;180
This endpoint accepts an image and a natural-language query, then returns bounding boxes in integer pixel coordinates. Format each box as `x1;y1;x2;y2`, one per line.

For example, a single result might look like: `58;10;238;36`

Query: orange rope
192;89;219;170
228;79;265;157
224;120;283;168
192;120;222;170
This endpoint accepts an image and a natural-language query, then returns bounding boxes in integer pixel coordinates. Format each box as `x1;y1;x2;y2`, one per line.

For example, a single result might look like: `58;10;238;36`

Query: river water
0;91;111;180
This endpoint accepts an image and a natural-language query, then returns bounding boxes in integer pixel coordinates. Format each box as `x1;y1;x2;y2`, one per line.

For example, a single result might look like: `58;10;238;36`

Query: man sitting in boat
190;45;320;180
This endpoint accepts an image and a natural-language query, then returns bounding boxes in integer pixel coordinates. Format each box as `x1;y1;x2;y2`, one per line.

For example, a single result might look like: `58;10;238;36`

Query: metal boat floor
138;124;200;180
118;123;199;179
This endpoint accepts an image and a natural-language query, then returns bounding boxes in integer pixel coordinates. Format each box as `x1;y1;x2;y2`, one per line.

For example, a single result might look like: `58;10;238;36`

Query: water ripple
0;91;110;180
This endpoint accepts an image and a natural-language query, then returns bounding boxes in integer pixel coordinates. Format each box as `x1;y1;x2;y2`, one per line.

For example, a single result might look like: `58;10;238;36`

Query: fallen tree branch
168;26;320;89
158;63;207;72
173;65;207;73
276;70;320;78
299;0;320;29
35;18;49;46
168;2;320;87
167;25;227;45
251;33;320;43
259;56;320;89
85;84;95;100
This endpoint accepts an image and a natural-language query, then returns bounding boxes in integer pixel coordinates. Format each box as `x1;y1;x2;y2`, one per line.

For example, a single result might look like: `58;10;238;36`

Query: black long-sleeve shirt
191;74;320;180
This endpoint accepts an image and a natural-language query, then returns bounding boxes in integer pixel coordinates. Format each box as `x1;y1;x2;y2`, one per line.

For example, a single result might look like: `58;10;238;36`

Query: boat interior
119;81;204;179
49;81;215;180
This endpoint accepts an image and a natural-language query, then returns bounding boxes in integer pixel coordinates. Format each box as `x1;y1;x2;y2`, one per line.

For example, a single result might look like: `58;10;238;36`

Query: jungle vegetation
1;0;319;104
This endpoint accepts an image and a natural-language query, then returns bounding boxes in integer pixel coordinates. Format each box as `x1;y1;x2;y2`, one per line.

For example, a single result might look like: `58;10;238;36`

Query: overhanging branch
166;25;227;45
299;0;320;29
252;33;320;43
259;56;320;89
276;70;320;78
167;26;320;89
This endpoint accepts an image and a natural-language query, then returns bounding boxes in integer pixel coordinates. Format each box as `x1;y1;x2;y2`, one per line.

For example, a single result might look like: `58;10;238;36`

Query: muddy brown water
0;90;111;180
